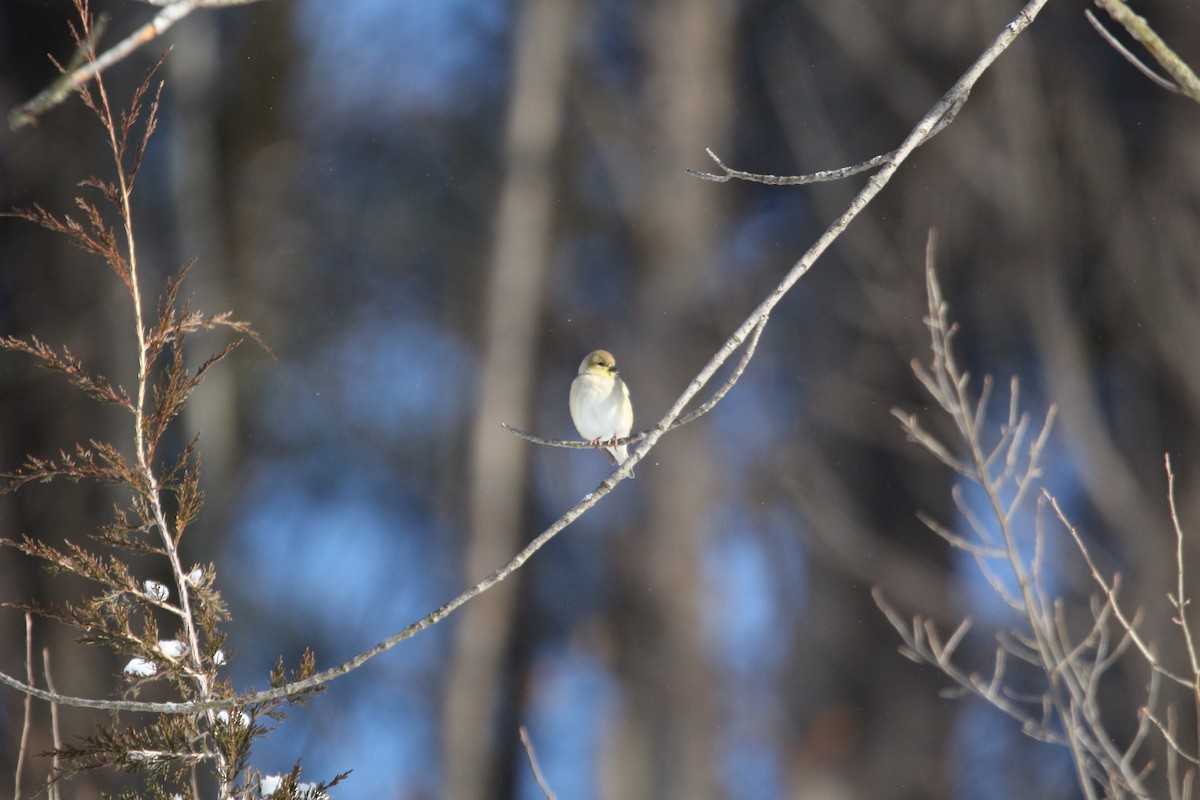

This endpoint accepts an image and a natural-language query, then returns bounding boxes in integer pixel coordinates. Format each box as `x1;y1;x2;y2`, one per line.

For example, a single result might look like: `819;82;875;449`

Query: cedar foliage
2;3;341;797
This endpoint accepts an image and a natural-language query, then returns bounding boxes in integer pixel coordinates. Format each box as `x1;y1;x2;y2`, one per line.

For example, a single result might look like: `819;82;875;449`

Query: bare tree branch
1164;454;1200;751
688;91;967;185
688;146;890;185
41;648;62;800
9;0;270;130
13;614;33;800
1050;491;1192;689
881;232;1157;797
1084;10;1177;93
1089;0;1200;103
519;726;557;800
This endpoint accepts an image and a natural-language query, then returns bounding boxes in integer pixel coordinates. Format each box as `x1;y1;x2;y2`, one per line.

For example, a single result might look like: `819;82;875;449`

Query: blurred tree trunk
165;12;243;551
602;1;734;798
0;7;152;796
442;0;577;797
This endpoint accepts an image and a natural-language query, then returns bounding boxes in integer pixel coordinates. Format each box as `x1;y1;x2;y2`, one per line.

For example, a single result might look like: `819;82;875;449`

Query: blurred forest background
2;0;1200;798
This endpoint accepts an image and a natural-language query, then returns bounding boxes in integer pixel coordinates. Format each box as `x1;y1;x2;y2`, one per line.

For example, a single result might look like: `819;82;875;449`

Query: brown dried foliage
2;2;326;797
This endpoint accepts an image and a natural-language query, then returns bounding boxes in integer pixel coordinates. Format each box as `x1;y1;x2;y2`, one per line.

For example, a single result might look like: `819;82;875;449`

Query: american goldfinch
569;349;635;474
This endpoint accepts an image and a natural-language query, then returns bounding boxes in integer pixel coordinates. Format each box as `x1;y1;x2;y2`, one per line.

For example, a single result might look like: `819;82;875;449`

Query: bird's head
580;349;618;377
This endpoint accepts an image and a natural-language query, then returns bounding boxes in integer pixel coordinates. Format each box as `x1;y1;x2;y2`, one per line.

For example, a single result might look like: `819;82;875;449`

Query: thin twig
873;589;1059;742
14;614;33;800
915;510;1007;558
1084;9;1177;93
519;726;557;800
688;147;890;184
42;648;62;800
1164;454;1200;746
1090;0;1200;103
687;92;969;185
1144;706;1200;766
1051;490;1192;688
691;91;969;185
1122;669;1158;783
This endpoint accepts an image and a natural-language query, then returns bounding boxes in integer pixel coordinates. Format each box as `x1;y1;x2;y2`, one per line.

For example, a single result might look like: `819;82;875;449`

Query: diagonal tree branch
9;0;269;130
0;0;1054;715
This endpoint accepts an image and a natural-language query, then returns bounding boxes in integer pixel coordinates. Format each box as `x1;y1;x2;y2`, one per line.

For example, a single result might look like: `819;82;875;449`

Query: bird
569;349;635;475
